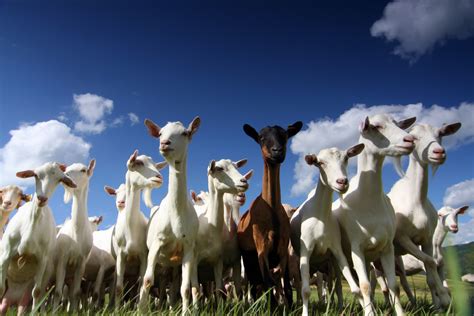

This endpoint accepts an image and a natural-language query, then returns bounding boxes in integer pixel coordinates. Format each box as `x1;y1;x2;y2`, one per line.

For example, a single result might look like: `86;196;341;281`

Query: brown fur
237;122;302;306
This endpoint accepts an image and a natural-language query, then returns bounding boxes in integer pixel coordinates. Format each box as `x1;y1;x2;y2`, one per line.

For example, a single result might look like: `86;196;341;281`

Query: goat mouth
160;147;174;154
428;156;445;164
396;144;415;151
236;185;249;191
151;178;163;185
334;184;348;193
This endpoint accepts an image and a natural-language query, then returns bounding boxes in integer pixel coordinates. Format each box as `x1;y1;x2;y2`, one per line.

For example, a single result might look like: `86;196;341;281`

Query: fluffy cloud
371;0;474;61
73;93;114;134
290;102;474;196
0;120;91;187
128;112;139;125
443;179;474;208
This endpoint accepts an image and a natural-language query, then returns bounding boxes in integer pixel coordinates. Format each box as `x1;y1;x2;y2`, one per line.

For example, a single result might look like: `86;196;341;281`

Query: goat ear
190;190;198;202
21;193;32;202
156;161;168;170
95;215;103;224
234;159;247;168
347;143;365;158
359;117;371;133
457;205;469;215
187;116;201;137
304;154;318;166
16;170;36;178
243;124;259;143
439;122;461;137
396;117;417;130
208;160;216;175
129;150;139;164
244;169;253;180
104;186;117;196
287;121;303;138
144;119;161;138
87;159;96;177
61;176;77;189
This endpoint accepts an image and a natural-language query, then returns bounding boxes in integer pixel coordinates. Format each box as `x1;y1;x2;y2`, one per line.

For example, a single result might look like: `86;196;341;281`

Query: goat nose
240;178;248;184
3;201;12;206
336;178;348;185
403;135;415;143
271;147;283;153
433;147;445;155
161;140;171;146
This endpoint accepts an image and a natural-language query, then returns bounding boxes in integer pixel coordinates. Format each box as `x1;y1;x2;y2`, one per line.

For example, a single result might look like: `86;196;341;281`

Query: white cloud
290;102;474;196
371;0;474;62
128;112;139;125
73;93;114;134
443;179;474;208
57;112;68;122
0;120;91;187
111;116;124;127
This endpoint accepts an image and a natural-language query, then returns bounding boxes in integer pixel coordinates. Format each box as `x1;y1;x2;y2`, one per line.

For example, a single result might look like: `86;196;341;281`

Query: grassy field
8;274;471;315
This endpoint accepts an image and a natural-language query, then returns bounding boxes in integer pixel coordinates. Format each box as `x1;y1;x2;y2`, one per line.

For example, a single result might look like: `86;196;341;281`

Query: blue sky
1;0;473;244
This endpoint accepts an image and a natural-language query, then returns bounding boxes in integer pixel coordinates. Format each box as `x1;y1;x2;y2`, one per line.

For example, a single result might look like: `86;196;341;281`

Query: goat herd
0;113;467;315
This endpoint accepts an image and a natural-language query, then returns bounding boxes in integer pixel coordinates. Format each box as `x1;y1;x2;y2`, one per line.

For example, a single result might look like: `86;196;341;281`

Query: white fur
0;185;31;239
53;160;96;311
195;159;252;297
332;114;416;316
291;144;364;315
113;150;165;306
0;162;76;313
139;117;200;314
387;122;460;309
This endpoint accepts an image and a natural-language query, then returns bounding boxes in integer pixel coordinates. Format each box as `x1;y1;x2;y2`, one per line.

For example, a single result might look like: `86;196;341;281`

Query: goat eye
81;169;86;173
215;167;224;172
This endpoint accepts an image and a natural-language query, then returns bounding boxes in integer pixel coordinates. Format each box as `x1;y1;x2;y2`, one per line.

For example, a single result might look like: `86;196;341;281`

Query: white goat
332;114;416;316
0;186;31;239
398;205;468;303
53;160;96;311
0;162;76;313
191;189;248;298
388;122;461;309
195;159;252;297
113;150;166;305
139;117;200;313
290;144;365;316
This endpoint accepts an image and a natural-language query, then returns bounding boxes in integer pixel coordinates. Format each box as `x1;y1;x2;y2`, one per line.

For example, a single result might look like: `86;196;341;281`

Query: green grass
5;274;473;315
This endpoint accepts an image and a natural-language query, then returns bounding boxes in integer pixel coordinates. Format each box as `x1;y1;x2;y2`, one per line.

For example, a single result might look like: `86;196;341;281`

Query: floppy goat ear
144;119;161;138
243;124;260;143
16;170;36;178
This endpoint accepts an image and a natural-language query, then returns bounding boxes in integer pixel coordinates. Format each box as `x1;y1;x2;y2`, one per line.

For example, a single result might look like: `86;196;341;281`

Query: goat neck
262;160;281;209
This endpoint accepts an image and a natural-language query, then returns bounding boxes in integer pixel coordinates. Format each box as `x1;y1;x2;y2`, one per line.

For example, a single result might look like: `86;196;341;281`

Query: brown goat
237;121;302;306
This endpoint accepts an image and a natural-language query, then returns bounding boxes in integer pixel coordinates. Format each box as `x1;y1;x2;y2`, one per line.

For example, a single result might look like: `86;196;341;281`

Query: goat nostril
3;201;11;206
433;148;445;154
240;178;248;184
161;140;171;146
